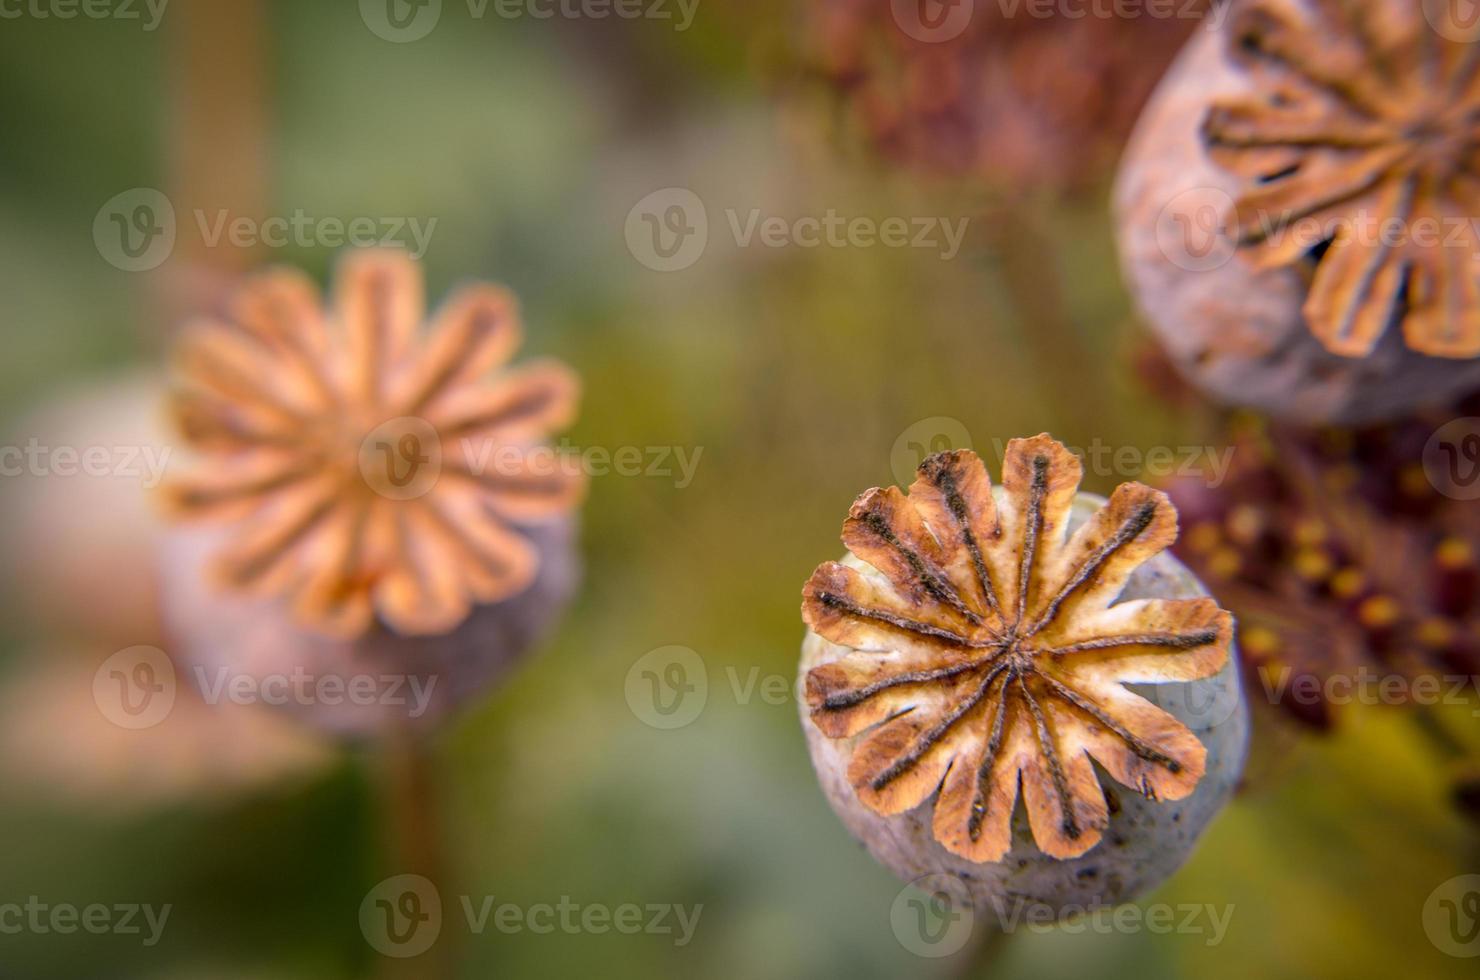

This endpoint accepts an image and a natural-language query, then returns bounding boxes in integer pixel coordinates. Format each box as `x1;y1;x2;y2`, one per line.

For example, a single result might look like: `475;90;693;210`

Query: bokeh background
1;1;1478;977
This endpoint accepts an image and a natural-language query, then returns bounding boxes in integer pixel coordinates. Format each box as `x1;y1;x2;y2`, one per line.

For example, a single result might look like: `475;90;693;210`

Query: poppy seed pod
3;371;172;647
1115;0;1480;424
156;249;585;737
797;438;1247;912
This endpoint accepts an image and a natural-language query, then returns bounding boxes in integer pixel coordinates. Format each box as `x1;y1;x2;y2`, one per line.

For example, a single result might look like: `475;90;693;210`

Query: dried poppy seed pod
157;249;585;737
797;438;1247;911
1115;0;1480;424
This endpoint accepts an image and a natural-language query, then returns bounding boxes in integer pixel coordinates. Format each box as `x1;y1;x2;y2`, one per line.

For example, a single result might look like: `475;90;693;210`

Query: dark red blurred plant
808;0;1209;193
1162;400;1480;730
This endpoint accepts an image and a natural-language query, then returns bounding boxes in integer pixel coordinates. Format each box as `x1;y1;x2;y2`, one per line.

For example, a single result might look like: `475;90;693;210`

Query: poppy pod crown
801;437;1234;860
161;249;585;639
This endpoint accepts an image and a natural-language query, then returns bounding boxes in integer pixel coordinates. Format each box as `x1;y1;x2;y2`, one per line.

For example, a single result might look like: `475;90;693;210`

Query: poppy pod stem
983;202;1111;431
377;724;457;980
942;922;1011;978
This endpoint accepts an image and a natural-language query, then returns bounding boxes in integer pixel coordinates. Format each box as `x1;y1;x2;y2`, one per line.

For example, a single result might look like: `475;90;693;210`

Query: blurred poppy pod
808;0;1209;194
1;371;173;648
798;437;1247;912
1116;0;1480;424
157;250;585;737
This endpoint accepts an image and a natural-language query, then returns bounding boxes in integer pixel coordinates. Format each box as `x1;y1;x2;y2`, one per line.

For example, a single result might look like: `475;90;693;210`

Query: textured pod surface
800;493;1247;912
1115;19;1480;425
159;516;579;738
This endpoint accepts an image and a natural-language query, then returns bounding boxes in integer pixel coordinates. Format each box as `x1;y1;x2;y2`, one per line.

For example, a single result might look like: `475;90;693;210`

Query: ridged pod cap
798;437;1246;911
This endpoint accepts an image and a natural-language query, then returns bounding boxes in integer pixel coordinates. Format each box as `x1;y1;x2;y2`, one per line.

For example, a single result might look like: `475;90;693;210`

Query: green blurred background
0;1;1477;977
